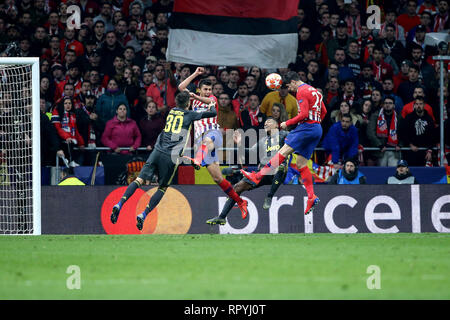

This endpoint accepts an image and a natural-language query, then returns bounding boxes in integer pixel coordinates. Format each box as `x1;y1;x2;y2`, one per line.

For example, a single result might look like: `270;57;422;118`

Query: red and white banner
166;0;299;68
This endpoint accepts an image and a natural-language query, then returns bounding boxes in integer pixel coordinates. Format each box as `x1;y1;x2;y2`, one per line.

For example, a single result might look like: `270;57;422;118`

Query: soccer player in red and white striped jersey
179;67;248;219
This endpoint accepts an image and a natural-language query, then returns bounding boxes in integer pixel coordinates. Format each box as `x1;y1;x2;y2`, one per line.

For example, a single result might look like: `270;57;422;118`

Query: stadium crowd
1;0;449;174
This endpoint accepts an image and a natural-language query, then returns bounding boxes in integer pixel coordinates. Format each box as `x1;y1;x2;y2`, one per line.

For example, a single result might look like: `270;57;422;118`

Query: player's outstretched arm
178;67;205;92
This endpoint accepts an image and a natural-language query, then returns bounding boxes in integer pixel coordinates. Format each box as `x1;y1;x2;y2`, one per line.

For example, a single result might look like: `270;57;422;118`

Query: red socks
256;153;286;179
194;144;208;164
300;166;314;199
218;179;242;204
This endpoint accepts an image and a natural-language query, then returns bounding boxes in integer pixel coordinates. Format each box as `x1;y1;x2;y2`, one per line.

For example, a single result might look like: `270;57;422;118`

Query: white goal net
0;58;40;235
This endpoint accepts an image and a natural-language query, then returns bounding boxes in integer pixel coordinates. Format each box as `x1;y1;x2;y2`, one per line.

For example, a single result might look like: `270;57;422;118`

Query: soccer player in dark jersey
241;71;327;215
207;118;289;225
110;91;217;230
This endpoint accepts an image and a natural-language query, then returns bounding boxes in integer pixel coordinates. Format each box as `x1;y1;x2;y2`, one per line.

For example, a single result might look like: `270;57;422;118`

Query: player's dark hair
284;71;301;84
198;79;212;88
176;91;190;109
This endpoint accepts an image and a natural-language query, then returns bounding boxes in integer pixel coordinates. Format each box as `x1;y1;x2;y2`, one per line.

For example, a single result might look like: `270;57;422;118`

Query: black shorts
138;151;178;188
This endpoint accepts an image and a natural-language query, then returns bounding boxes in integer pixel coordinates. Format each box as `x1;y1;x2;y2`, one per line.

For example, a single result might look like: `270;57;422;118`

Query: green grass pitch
0;233;449;300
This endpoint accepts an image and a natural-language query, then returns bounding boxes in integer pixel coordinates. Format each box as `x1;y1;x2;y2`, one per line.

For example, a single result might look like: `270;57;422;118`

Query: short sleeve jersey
191;95;219;140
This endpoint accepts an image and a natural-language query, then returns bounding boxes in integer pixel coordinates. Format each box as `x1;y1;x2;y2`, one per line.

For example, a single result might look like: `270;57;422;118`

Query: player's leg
241;144;294;185
110;177;146;224
136;186;168;231
207;180;252;225
263;165;287;210
111;152;156;223
184;136;215;169
136;152;177;230
207;162;249;219
295;124;323;215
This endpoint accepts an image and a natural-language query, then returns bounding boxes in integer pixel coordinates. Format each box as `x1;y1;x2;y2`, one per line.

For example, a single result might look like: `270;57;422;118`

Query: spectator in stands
244;74;259;99
118;66;141;107
32;0;50;27
375;9;406;47
327;19;355;61
328;158;367;184
122;46;136;68
329;78;360;113
332;47;355;82
217;92;240;143
394;60;411;92
94;1;114;32
356;63;383;100
397;64;422;104
30;26;49;57
382;78;404;114
44;11;64;38
60;28;84;59
231;82;249;125
260;80;298;120
127;22;150;54
270;102;289;127
96;78;130;133
386;159;419;184
370;89;383;112
406;23;428;48
51;97;85;167
380;23;405;67
370;45;395;83
139;100;165;153
323;76;340;106
130;87;150;123
55;62;83;103
42;35;63;65
92;20;106;46
322;113;359;168
241;94;266;133
212;82;224;98
397;0;421;34
115;19;133;48
433;0;450;32
101;104;141;155
346;39;363;78
401;86;436;122
329;100;360;127
75;91;100;148
223;67;240;99
98;31;124;77
367;96;402;166
306;59;325;89
400;97;436;166
355;99;377;165
50;63;66;91
146;62;177;112
40;98;64;167
409;44;436;90
40;76;53;105
152;25;169;59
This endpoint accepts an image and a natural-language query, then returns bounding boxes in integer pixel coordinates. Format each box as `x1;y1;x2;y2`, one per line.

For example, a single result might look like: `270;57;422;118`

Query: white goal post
0;57;41;235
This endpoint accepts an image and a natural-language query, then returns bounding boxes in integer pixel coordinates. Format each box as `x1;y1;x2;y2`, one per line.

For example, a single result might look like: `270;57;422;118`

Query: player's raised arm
189;91;213;105
178;67;204;92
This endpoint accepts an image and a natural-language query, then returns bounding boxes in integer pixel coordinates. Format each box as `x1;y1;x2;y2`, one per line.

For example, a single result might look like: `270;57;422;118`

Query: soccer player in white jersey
179;67;248;219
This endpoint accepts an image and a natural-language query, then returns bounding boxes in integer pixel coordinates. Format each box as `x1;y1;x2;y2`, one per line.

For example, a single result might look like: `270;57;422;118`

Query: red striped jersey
192;95;219;139
286;83;327;127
